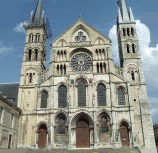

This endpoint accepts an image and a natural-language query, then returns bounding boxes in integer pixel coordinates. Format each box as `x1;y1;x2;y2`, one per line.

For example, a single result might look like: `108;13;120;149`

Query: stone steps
25;147;140;153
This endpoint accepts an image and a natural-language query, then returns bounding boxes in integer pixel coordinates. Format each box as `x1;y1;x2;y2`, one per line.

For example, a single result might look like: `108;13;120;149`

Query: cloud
151;108;158;116
13;22;25;33
109;20;158;90
0;42;14;56
109;20;158;122
109;25;119;65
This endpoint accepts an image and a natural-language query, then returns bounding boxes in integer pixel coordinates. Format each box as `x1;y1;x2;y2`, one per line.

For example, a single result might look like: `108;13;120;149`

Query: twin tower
17;0;156;152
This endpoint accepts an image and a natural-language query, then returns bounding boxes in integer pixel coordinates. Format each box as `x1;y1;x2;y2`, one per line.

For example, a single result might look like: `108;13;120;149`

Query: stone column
50;114;54;149
127;82;134;147
68;106;71;149
93;99;97;149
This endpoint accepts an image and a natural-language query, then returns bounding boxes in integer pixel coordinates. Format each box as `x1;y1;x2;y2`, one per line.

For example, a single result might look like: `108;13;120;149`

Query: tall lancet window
78;81;86;106
35;49;38;60
126;44;130;53
35;33;40;42
58;85;67;108
29;34;33;43
97;84;106;106
28;50;32;61
41;91;48;108
131;71;135;80
132;44;136;53
118;88;125;105
29;73;32;84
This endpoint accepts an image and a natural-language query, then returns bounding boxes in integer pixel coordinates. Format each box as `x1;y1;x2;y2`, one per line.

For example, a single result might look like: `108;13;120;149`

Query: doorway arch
76;118;90;148
38;124;47;149
120;122;129;147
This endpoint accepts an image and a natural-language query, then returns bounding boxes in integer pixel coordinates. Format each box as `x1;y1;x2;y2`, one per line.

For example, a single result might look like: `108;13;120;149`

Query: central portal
76;118;90;148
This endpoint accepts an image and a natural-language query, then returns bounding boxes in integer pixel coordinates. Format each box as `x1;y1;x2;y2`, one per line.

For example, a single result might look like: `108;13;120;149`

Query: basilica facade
17;0;156;151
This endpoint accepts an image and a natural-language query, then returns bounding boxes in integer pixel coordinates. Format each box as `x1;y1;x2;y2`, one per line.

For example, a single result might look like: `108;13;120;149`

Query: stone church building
16;0;156;152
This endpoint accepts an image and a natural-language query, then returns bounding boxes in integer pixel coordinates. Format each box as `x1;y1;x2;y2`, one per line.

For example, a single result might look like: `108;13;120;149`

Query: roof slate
0;83;19;106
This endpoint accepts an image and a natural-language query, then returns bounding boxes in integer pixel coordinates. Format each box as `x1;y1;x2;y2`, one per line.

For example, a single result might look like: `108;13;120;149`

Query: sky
0;0;158;123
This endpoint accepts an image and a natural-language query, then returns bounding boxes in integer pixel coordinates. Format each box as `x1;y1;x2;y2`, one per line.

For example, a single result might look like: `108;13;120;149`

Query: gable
51;19;111;47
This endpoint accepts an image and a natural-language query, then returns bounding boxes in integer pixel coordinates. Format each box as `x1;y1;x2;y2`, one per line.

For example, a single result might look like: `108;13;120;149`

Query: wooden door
76;118;90;148
38;125;47;149
120;123;129;147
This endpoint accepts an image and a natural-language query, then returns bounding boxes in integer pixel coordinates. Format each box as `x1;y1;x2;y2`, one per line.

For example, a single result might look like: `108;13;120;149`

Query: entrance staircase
0;148;141;153
26;147;140;153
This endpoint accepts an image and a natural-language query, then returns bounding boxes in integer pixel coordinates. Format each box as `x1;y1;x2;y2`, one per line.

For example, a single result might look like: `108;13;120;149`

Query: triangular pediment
51;18;111;47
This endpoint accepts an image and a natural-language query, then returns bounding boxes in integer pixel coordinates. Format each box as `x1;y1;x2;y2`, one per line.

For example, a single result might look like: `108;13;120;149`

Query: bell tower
117;0;156;151
19;0;52;87
18;0;52;109
117;0;140;68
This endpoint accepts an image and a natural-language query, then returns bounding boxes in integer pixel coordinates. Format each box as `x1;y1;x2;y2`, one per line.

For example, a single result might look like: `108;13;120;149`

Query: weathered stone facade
0;95;21;149
17;0;157;152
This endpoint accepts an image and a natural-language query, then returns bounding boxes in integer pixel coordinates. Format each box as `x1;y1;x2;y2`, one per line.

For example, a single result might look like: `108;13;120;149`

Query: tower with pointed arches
17;0;156;152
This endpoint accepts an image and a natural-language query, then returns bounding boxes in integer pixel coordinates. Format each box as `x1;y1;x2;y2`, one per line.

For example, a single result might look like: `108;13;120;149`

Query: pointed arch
71;24;91;42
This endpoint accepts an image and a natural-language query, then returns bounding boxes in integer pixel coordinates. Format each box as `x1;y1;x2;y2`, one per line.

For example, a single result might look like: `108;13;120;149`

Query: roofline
0;95;22;113
0;82;20;84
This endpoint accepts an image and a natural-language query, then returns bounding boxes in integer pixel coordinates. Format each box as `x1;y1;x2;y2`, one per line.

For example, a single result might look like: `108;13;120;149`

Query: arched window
58;85;67;108
41;91;48;108
123;28;126;36
57;65;59;74
64;64;66;75
127;28;130;36
35;33;40;42
57;117;65;134
100;63;103;73
97;63;99;73
35;49;38;60
126;44;130;53
100;116;109;133
131;28;134;36
78;81;86;106
131;71;135;81
29;73;32;83
29;34;33;43
118;88;125;105
97;84;106;106
132;44;136;53
28;49;32;61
